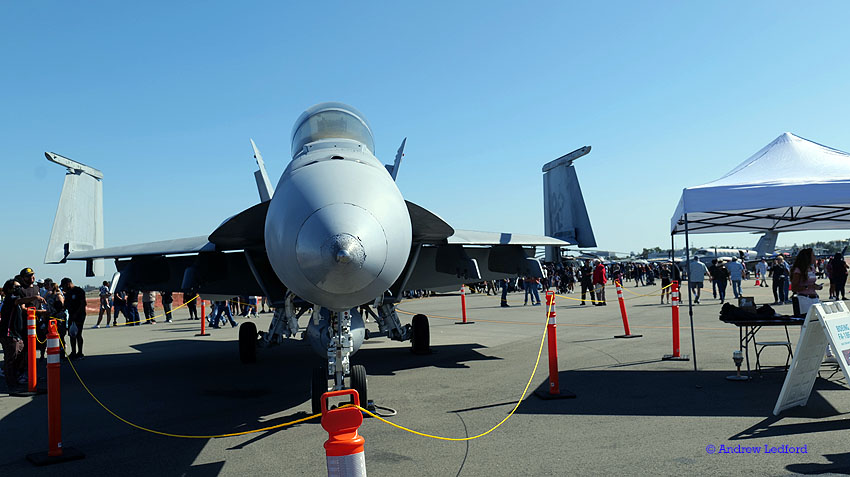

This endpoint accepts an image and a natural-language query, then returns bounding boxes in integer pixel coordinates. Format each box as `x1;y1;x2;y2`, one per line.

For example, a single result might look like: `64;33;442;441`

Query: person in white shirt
756;259;769;287
725;257;746;298
688;257;710;304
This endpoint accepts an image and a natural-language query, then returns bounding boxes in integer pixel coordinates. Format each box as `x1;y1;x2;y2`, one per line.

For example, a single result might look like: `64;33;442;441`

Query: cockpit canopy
291;102;375;158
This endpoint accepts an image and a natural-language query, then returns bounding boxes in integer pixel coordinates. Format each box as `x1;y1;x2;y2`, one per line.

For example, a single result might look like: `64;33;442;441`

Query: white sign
774;301;850;415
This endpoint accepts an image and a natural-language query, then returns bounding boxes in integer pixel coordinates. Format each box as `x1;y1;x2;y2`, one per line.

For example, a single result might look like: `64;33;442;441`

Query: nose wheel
311;364;368;414
349;364;368;409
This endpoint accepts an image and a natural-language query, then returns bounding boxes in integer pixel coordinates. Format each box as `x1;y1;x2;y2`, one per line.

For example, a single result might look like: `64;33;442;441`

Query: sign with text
774;301;850;415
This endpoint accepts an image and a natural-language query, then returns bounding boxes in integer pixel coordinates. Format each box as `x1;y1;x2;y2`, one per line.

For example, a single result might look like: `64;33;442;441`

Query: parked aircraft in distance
44;102;594;412
694;231;779;263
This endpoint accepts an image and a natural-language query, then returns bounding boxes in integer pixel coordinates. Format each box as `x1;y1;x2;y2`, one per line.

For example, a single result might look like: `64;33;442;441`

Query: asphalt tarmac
2;281;850;476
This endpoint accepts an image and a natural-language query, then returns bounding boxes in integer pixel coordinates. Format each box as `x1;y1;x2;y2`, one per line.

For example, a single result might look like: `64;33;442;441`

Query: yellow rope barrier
619;283;673;298
356;300;553;441
58;298;553;442
57;338;321;438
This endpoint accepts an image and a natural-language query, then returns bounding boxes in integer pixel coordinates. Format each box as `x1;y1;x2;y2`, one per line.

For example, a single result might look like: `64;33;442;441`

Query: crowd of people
3;249;845;393
686;251;849;307
0;266;275;393
463;249;849;313
0;267;88;392
467;259;677;307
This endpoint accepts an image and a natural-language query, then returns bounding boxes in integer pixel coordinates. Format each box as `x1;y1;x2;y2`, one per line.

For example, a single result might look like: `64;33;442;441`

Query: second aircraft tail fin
753;231;779;257
542;146;596;261
44;152;105;276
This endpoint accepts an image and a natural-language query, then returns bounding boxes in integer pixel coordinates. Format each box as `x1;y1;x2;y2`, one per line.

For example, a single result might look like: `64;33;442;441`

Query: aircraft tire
410;314;431;354
239;321;258;364
349;364;368;409
311;366;328;415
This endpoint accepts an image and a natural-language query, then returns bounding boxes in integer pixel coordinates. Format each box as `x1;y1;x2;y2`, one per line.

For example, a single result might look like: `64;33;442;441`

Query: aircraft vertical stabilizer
251;139;274;202
542;146;596;261
754;231;779;257
44;152;104;276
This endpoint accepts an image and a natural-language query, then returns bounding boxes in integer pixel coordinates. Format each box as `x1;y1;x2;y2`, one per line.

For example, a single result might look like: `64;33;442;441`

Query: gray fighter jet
45;102;594;412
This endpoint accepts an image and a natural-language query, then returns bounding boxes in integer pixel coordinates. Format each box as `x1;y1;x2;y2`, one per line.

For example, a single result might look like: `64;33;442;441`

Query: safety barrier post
26;320;85;466
455;285;474;325
614;281;642;339
28;307;38;392
534;292;575;400
47;320;62;455
196;300;209;337
662;281;689;361
322;389;367;477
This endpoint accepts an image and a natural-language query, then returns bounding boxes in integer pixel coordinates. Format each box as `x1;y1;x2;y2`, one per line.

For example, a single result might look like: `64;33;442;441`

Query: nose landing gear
311;310;370;414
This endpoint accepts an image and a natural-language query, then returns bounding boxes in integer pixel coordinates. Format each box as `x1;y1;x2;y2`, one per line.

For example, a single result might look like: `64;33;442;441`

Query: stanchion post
614;281;642;339
455;284;475;325
26;320;85;466
322;389;367;477
663;281;689;361
47;321;62;455
27;307;37;392
534;291;575;400
196;299;209;337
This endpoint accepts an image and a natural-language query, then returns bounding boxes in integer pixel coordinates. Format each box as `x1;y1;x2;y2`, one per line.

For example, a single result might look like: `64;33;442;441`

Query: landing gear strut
311;309;370;414
371;300;431;353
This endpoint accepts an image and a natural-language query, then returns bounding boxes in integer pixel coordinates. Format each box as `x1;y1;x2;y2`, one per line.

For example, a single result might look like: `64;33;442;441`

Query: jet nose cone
296;204;388;295
326;233;364;267
334;242;359;264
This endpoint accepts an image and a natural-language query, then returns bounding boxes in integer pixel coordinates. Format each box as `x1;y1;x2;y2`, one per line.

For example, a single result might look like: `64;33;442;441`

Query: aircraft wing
447;229;568;246
391;202;570;296
66;236;215;260
63;233;274;299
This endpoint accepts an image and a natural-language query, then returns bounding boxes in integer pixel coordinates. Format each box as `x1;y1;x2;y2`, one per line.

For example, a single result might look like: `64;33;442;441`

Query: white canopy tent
670;132;850;370
672;132;850;235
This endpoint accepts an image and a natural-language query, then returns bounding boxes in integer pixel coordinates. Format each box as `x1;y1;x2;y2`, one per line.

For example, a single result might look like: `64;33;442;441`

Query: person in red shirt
592;261;607;306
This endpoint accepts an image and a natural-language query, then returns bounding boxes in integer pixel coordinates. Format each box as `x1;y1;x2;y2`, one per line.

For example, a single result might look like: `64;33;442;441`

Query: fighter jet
44;102;594;412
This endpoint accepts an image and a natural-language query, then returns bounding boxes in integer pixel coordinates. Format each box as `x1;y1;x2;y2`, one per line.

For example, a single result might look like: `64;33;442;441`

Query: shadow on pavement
786;452;850;475
0;334;497;475
514;369;845;418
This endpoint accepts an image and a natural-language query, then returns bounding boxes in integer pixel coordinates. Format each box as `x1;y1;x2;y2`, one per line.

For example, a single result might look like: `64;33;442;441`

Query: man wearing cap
18;268;43;310
61;278;87;360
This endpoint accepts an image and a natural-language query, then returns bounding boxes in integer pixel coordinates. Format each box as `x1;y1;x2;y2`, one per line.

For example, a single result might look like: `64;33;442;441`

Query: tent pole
684;214;697;371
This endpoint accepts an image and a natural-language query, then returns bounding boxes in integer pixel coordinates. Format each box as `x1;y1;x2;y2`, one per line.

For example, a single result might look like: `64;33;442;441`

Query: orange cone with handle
614;281;642;339
196;299;209;337
455;285;474;325
25;319;85;466
322;389;367;476
662;281;689;361
27;307;37;393
534;291;575;400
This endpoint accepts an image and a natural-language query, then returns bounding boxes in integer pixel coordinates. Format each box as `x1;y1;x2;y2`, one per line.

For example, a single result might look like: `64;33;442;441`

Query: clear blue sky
2;1;849;285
